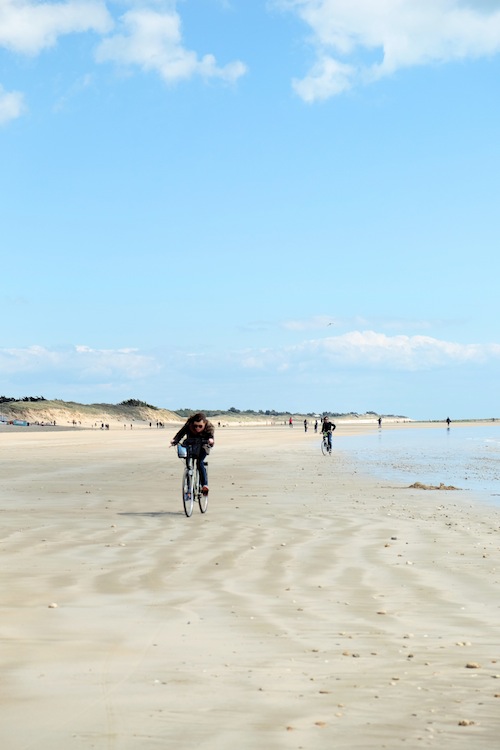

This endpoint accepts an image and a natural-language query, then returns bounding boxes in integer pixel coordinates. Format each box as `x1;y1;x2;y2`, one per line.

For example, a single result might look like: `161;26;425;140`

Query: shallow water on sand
336;423;500;507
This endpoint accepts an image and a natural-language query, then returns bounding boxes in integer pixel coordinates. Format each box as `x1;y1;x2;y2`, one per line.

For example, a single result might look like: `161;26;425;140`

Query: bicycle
321;432;332;456
177;439;209;517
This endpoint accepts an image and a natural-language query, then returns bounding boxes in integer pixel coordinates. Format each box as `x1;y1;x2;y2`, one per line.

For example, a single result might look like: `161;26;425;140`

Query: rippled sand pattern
1;425;499;749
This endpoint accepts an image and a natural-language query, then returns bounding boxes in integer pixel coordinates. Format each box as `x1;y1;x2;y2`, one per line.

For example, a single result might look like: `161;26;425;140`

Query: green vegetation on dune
0;398;179;425
0;397;408;423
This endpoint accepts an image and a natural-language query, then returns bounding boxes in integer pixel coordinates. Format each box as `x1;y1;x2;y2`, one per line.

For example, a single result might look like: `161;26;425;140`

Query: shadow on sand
118;511;184;517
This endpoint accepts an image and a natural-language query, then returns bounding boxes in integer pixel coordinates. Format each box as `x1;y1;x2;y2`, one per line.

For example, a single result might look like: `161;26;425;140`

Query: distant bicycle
321;432;332;456
177;439;208;517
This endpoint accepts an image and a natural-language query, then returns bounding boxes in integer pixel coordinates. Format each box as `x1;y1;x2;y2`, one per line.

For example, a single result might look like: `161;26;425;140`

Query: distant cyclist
321;415;336;452
171;412;214;495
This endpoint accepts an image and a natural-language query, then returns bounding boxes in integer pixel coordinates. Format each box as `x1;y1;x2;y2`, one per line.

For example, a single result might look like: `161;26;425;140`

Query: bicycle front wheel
182;465;194;517
321;438;328;456
197;467;208;513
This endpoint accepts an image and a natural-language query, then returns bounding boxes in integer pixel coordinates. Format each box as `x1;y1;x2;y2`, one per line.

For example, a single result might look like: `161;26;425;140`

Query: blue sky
1;0;500;419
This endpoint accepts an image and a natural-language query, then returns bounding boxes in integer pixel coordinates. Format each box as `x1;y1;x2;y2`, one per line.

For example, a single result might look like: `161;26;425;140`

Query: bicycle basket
176;444;187;459
184;439;202;458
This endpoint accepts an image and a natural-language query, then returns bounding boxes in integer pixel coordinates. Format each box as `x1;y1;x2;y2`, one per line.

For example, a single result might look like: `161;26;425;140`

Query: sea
336;423;500;508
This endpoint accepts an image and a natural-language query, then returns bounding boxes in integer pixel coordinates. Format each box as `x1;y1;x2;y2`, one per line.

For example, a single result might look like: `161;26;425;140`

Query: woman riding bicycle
321;415;336;452
171;412;214;495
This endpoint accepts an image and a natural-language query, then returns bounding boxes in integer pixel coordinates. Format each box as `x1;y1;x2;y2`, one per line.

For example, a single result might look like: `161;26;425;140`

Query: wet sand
1;424;499;749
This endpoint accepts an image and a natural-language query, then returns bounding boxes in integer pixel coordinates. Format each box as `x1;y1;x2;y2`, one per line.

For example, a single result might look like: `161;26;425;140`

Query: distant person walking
289;417;293;428
446;417;451;427
304;419;308;432
378;417;382;428
314;419;318;433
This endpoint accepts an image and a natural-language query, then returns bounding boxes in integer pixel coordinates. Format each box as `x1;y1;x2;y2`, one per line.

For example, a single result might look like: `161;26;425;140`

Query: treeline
0;396;47;403
176;407;370;418
175;407;292;418
176;407;408;418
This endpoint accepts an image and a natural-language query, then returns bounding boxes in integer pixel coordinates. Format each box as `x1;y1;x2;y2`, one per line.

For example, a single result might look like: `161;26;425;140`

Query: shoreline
335;421;500;510
1;426;499;748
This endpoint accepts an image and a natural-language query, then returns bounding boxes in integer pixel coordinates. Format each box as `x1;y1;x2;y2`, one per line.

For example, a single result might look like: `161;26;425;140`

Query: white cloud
0;84;26;123
317;330;495;369
0;344;160;382
0;0;112;55
73;344;161;379
0;1;246;119
277;0;500;101
233;330;500;372
95;7;247;83
294;56;355;101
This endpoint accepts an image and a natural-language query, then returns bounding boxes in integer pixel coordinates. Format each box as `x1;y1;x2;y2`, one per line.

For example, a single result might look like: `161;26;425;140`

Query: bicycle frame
180;439;208;516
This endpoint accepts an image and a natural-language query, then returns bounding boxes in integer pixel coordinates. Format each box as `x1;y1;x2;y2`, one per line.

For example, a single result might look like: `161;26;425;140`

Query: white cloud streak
277;0;500;101
3;331;499;386
1;333;499;401
282;315;337;331
95;7;247;83
281;315;450;333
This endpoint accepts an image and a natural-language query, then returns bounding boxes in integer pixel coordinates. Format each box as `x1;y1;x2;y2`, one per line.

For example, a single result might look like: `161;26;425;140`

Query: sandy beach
1;423;499;749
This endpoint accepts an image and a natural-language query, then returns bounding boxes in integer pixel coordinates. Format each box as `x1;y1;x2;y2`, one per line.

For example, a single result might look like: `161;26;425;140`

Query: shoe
202;486;209;495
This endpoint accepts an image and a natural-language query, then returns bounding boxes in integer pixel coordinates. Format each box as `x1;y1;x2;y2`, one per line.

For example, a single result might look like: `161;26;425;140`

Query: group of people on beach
170;411;458;504
171;412;338;494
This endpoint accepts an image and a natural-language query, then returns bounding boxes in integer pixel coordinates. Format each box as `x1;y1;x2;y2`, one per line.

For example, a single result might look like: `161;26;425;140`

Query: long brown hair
188;412;207;425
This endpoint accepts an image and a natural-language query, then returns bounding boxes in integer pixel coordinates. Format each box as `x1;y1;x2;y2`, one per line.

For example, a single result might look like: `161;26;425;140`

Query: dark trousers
197;447;208;486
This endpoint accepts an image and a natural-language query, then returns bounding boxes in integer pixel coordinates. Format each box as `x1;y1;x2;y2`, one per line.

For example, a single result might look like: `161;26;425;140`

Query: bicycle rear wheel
182;465;194;517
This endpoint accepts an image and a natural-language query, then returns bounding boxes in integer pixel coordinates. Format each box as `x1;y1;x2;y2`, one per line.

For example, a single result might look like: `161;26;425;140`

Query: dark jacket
172;420;215;451
321;420;336;433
